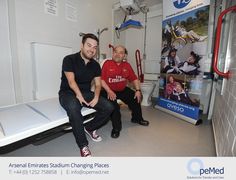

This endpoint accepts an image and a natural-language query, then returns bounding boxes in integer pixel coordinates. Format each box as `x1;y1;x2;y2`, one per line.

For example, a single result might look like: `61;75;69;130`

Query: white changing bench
0;98;95;148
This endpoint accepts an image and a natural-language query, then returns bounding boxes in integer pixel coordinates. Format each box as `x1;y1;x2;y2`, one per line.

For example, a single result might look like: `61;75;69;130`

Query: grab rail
135;49;144;83
213;6;236;79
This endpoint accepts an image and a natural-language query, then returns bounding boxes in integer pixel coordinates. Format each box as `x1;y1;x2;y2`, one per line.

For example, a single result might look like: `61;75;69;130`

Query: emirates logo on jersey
108;76;126;83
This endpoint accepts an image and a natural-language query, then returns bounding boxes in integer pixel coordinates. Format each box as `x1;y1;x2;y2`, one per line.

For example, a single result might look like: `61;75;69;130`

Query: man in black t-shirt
59;33;113;157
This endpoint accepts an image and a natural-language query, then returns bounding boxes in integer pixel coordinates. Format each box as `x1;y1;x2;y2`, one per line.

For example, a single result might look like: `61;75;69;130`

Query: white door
145;13;162;74
0;0;16;106
145;12;162;97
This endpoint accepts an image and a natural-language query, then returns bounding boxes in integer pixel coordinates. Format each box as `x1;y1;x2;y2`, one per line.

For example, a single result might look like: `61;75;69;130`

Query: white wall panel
0;0;16;106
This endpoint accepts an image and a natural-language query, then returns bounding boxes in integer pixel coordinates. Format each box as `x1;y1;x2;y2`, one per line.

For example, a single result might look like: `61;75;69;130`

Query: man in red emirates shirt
101;45;149;138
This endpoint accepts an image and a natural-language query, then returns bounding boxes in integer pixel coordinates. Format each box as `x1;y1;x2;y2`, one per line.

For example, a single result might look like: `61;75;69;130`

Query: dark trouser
59;90;113;149
101;87;144;132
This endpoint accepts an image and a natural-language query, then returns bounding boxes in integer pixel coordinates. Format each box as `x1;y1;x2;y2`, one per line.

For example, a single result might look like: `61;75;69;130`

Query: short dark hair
82;33;99;45
124;48;128;55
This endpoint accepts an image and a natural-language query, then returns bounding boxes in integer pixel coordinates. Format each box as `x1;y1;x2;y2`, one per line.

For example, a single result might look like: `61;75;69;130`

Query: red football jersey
101;60;137;91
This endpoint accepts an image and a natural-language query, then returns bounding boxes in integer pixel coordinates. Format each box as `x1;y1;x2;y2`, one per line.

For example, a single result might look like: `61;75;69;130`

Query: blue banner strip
157;97;199;120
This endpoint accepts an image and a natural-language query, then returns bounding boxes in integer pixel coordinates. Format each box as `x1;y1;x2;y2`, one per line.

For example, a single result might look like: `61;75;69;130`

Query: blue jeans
59;90;113;148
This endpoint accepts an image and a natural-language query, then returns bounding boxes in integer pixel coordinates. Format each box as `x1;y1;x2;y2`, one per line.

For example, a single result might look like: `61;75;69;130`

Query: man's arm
101;61;116;101
88;76;101;107
101;79;116;101
131;79;142;103
64;71;89;106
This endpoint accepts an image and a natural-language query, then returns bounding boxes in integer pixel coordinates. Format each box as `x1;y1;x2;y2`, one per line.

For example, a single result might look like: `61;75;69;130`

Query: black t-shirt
59;52;101;94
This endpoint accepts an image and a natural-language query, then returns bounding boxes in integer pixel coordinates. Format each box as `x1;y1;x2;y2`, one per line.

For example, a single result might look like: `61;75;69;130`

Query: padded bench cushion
0;104;50;136
0;98;96;147
27;98;95;120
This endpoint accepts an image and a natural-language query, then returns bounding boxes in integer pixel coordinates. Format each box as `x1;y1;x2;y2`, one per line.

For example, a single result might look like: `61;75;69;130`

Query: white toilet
140;60;159;106
141;81;156;106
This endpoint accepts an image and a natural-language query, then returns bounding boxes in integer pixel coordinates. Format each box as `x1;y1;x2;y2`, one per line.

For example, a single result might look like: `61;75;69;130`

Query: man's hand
107;89;117;101
76;95;89;106
88;96;99;107
134;91;142;103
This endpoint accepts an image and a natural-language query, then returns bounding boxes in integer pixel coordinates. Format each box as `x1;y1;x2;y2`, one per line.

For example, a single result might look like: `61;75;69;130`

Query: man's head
81;33;99;60
112;45;128;63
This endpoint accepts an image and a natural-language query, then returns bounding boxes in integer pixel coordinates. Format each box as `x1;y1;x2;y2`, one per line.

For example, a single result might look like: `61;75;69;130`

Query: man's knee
65;99;81;113
105;101;114;114
98;96;114;113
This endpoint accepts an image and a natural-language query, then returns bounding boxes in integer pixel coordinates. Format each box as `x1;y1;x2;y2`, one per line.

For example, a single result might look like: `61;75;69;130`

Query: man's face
81;38;98;60
112;46;126;63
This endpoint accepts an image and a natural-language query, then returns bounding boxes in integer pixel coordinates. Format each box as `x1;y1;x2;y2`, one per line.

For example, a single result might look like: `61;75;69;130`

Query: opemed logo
187;158;225;177
187;158;204;175
173;0;191;9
